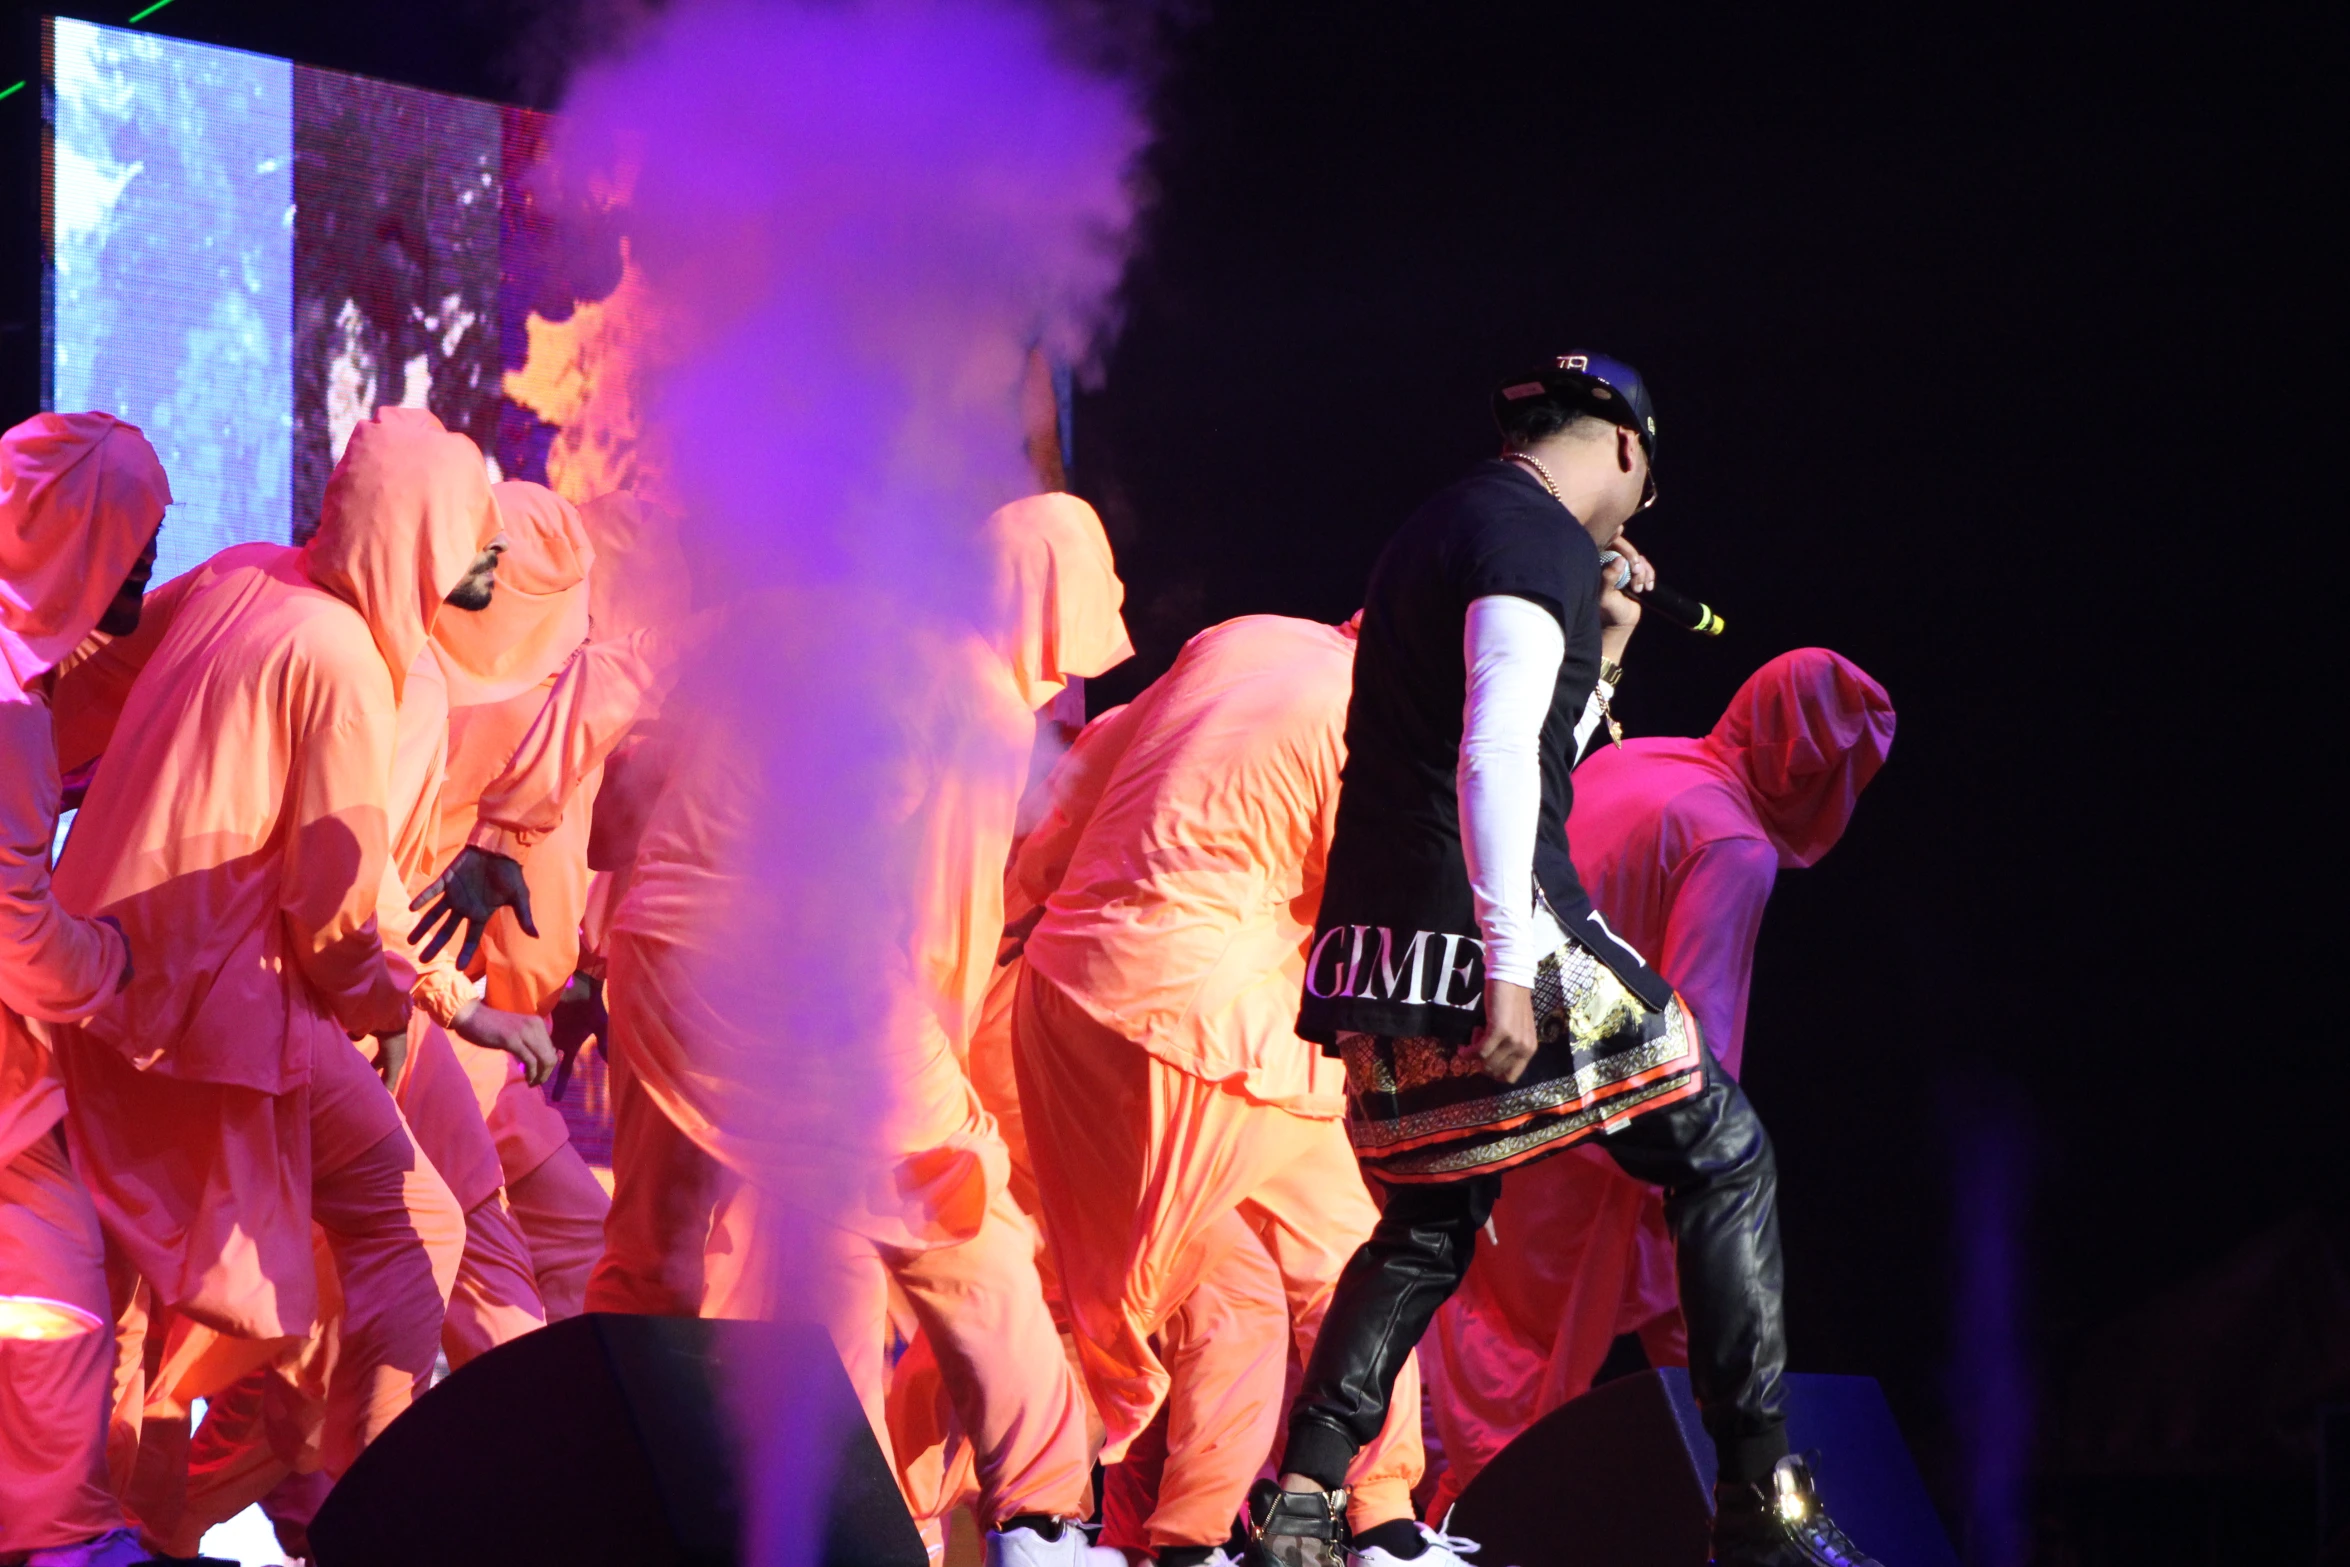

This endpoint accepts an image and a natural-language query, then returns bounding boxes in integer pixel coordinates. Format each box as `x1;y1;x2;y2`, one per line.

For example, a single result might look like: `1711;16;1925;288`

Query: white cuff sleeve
1459;594;1565;988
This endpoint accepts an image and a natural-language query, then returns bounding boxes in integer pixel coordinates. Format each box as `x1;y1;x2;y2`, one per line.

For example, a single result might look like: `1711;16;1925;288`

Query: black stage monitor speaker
311;1313;926;1567
1447;1369;1956;1567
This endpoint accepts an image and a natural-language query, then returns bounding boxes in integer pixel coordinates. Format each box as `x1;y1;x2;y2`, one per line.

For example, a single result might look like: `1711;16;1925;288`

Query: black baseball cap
1492;352;1658;464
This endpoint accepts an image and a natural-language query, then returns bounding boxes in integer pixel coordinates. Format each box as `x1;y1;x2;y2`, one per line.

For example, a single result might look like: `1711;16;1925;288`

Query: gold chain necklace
1503;450;1562;502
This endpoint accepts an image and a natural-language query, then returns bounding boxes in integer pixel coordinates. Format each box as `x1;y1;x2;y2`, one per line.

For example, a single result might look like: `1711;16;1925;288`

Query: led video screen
43;14;629;1154
44;15;645;585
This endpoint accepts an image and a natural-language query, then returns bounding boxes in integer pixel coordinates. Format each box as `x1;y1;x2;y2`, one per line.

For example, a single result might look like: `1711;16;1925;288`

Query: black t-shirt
1297;460;1673;1047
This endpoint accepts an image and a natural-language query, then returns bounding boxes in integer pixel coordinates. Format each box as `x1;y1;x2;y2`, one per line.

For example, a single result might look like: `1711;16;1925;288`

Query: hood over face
580;490;694;643
303;407;498;702
980;491;1133;712
1703;647;1895;868
433;479;595;706
0;411;171;687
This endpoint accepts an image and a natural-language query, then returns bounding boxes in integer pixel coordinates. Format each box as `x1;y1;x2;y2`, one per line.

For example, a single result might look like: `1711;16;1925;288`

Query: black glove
547;973;607;1103
407;846;538;969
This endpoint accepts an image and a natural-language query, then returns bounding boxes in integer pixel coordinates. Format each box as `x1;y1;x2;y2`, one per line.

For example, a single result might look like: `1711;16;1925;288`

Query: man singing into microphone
1252;357;1876;1567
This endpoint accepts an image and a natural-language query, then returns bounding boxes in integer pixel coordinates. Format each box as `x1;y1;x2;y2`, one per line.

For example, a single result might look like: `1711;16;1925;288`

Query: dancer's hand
1471;978;1539;1084
97;914;132;990
372;1026;411;1088
548;974;607;1102
408;847;537;968
59;757;98;812
451;999;559;1088
997;905;1045;966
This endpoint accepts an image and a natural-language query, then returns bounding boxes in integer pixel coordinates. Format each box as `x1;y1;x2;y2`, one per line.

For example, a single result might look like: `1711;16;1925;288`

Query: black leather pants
1283;1047;1791;1488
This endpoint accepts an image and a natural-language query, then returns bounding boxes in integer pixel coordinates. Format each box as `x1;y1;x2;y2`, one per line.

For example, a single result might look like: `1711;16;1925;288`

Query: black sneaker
1244;1478;1350;1567
1710;1454;1881;1567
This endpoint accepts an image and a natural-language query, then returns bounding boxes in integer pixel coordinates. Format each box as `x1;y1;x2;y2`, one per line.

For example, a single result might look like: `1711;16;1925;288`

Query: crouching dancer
1255;357;1876;1567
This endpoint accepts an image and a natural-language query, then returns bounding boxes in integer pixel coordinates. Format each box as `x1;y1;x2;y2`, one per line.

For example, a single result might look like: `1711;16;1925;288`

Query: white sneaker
987;1519;1129;1567
1350;1523;1485;1567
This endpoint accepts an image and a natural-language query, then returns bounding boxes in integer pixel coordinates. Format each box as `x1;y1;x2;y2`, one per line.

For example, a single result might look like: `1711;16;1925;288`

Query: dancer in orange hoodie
1418;649;1893;1517
420;482;638;1323
147;483;582;1560
1;412;166;1567
1010;614;1430;1567
401;491;697;1328
47;407;492;1491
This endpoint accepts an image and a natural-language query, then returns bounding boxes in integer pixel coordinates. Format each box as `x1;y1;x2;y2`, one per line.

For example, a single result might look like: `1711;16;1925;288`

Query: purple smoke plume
552;3;1144;1559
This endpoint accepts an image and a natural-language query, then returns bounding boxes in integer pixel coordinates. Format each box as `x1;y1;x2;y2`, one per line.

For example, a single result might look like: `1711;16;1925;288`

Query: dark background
4;4;2340;1562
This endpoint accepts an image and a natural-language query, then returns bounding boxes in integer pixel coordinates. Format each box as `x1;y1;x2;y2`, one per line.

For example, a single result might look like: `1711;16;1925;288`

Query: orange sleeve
371;859;473;1029
1009;700;1141;909
478;776;591;1016
0;691;124;1023
49;565;201;777
280;689;411;1040
467;628;679;856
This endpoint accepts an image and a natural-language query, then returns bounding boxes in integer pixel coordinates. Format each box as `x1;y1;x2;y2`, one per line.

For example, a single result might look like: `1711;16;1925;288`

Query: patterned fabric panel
1340;929;1703;1183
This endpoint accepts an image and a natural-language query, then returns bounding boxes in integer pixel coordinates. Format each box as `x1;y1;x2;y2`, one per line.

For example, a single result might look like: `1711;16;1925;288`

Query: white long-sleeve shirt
1458;594;1612;987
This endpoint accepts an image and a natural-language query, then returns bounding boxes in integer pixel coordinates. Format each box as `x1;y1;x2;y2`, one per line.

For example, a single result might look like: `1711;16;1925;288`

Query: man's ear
1617;427;1638;473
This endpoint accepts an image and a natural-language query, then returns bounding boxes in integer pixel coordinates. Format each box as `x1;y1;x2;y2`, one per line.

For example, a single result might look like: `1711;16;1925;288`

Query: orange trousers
133;1035;534;1555
138;1232;343;1559
504;1145;608;1322
585;1034;732;1318
147;1202;530;1559
0;1124;120;1556
439;1193;543;1368
115;1113;464;1552
110;1039;465;1554
816;1186;1094;1527
1096;1216;1293;1551
457;1040;609;1321
1013;969;1422;1544
398;1023;547;1363
589;1030;1092;1525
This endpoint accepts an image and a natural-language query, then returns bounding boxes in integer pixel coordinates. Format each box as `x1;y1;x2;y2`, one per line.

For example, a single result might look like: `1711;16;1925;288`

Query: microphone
1599;550;1726;635
1635;580;1726;636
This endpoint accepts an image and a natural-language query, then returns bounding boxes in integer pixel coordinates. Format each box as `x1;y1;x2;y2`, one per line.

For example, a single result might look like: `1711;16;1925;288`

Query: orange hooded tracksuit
415;478;612;1331
536;491;1128;1530
1418;649;1895;1517
1010;614;1424;1547
46;407;499;1498
131;478;611;1556
0;411;168;1557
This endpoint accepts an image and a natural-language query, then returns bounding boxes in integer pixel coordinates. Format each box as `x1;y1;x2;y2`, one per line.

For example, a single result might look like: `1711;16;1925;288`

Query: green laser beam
127;0;179;23
0;81;26;103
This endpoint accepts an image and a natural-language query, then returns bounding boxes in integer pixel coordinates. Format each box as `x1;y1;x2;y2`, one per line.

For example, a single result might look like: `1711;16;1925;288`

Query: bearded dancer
148;483;607;1560
1418;649;1894;1518
426;481;621;1322
1256;358;1878;1567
